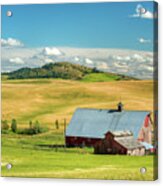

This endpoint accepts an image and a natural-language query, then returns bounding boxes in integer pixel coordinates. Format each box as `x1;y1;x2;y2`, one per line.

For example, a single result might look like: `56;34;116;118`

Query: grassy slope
81;73;120;82
1;79;156;180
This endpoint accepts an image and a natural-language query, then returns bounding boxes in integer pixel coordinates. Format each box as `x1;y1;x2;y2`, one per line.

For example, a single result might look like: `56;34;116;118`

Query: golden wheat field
1;79;157;180
2;79;154;128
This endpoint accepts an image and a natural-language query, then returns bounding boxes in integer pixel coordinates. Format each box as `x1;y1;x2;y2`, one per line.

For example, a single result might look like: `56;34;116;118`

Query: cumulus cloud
139;38;151;44
1;45;154;79
9;57;25;64
145;66;154;72
43;47;62;56
130;4;156;19
98;62;108;70
1;38;24;47
114;62;128;69
132;53;144;61
45;58;54;63
85;58;93;64
74;57;80;62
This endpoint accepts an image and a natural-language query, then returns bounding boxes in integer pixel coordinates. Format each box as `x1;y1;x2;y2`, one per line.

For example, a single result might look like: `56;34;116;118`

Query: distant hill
4;62;136;81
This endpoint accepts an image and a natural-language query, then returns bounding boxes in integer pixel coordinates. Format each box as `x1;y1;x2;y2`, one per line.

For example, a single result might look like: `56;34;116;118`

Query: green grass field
1;132;155;180
1;78;157;180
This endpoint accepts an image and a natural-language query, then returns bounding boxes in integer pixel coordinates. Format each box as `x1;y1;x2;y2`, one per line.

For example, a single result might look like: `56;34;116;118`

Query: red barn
66;103;153;152
94;131;145;155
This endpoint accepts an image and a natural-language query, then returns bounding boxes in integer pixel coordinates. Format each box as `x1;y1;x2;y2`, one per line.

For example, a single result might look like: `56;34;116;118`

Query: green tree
55;119;59;129
92;67;99;73
29;120;33;128
33;120;41;134
11;119;17;133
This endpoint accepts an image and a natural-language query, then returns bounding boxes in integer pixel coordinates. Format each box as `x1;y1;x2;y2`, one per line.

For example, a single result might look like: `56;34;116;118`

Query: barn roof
110;131;144;150
110;130;133;137
115;136;144;150
140;142;154;150
66;108;150;139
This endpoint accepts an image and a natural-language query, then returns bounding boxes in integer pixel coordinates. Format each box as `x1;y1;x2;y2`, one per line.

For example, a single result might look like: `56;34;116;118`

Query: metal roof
115;136;144;150
111;130;133;137
66;108;150;139
140;142;154;150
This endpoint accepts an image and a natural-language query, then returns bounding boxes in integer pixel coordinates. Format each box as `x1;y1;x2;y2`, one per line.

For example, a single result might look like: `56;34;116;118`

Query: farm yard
1;78;156;180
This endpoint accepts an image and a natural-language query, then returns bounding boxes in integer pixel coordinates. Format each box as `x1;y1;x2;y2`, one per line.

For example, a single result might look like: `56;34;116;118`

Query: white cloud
45;58;54;63
43;47;62;56
130;4;156;19
145;66;154;72
114;62;128;69
112;55;123;61
139;38;151;44
9;57;24;64
1;38;24;47
1;45;154;79
132;53;145;61
74;57;80;62
141;10;154;19
85;58;93;64
98;62;108;70
124;56;131;61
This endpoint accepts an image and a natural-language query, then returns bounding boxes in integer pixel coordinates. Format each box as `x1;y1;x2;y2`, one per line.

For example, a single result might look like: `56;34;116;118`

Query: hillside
2;79;153;126
4;62;136;81
1;79;154;179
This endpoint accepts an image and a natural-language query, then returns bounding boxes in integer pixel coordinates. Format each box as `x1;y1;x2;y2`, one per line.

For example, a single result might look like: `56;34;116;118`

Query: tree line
6;62;100;80
1;119;48;135
2;118;66;135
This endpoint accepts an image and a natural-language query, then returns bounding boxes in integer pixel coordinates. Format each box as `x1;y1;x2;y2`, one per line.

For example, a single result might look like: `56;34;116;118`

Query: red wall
137;115;153;144
66;136;101;147
94;132;127;154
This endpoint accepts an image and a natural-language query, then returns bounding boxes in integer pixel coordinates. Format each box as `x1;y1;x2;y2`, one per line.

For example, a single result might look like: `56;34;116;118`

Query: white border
0;0;162;186
0;0;157;5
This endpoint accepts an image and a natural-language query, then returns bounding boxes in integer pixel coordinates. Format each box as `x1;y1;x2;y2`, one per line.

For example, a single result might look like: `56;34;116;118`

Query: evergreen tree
11;119;17;133
55;119;59;129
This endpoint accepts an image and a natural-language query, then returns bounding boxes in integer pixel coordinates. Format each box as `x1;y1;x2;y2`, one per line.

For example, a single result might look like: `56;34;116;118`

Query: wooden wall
94;133;127;154
138;115;153;144
66;136;101;147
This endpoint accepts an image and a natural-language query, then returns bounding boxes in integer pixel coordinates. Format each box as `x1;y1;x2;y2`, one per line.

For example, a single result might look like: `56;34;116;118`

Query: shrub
29;120;33;128
1;130;9;134
17;128;37;135
17;121;48;135
33;121;41;134
1;120;9;130
11;119;17;133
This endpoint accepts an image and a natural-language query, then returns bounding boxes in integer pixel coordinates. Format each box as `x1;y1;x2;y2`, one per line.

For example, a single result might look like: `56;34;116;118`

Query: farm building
94;131;145;155
66;103;153;155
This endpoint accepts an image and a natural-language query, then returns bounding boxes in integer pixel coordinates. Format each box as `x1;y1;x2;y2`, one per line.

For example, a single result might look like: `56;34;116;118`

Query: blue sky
1;2;157;78
2;1;156;51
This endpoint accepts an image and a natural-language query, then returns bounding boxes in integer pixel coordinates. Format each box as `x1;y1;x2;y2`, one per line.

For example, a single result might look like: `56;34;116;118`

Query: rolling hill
4;62;136;81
